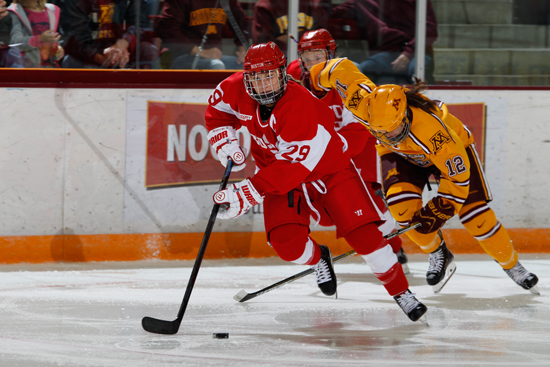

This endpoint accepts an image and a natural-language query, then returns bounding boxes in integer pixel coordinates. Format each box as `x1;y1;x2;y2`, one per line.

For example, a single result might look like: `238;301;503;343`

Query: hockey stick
219;0;249;50
142;160;233;335
233;249;356;303
233;222;421;302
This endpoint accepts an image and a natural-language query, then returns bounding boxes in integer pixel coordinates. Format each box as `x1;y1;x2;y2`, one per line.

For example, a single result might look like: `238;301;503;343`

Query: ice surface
0;254;548;366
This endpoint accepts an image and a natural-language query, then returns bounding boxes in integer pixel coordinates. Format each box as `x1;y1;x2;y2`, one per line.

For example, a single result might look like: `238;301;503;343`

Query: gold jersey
310;58;476;212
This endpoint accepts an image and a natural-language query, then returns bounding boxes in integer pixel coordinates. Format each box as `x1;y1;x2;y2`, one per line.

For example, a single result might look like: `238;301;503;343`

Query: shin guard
375;262;409;296
460;203;518;268
361;244;408;296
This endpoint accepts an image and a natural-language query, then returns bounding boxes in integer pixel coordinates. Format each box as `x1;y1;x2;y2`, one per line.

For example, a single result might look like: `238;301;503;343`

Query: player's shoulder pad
223;71;245;87
213;72;246;99
434;100;448;117
408;106;454;155
320;57;355;75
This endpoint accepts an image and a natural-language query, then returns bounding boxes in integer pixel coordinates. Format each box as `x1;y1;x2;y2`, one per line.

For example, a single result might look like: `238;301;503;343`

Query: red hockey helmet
243;42;288;105
298;29;337;55
297;29;337;71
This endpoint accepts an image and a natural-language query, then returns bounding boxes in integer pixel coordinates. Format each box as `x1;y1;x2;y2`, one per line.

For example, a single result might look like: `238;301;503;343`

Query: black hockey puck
212;333;229;339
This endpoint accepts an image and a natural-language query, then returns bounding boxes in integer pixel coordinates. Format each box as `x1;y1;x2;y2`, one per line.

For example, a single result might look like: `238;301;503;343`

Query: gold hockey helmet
366;85;410;145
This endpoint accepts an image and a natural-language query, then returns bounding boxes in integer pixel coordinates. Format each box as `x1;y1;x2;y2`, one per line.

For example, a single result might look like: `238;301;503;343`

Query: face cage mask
372;112;412;146
298;49;334;73
244;67;288;105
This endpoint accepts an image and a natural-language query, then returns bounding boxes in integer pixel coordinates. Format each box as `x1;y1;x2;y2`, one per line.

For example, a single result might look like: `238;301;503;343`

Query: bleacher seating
432;0;550;85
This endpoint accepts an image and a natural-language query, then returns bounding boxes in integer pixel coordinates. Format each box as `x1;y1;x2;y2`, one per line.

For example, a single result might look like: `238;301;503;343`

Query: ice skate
394;289;428;323
396;247;410;274
312;245;337;297
426;237;456;293
504;261;540;295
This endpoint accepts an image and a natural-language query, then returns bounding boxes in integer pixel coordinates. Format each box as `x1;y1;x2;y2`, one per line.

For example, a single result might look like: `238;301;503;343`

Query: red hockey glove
207;126;247;172
410;196;455;234
213;179;263;219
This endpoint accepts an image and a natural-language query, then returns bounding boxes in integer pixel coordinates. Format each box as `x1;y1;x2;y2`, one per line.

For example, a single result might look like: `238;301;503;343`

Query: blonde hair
15;0;47;10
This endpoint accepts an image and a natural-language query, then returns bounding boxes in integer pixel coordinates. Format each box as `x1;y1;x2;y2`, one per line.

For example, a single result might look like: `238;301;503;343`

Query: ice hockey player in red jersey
205;41;427;322
287;28;411;273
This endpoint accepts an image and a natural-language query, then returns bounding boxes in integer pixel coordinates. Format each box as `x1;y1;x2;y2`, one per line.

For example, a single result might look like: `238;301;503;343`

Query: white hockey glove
213;179;263;219
207;126;247;172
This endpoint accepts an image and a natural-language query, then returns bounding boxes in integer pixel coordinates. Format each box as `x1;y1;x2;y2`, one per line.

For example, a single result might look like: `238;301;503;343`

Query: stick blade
233;289;254;303
141;316;181;335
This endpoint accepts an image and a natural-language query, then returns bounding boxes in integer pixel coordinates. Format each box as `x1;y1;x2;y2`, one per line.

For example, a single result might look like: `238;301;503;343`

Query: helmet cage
244;66;288;105
371;109;412;146
297;29;337;73
298;49;335;73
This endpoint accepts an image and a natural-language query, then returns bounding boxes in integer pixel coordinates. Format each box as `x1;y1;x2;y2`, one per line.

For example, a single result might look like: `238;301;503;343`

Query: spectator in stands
145;0;160;29
7;0;64;67
56;0;160;69
0;0;10;46
1;0;26;67
252;0;331;54
155;0;248;70
332;0;438;84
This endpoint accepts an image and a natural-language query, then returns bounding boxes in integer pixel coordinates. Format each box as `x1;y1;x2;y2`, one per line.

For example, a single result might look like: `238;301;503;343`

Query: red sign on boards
447;103;486;166
145;101;254;188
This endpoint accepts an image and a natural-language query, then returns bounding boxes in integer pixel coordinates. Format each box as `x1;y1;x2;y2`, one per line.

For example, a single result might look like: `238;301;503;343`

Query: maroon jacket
155;0;248;57
252;0;331;51
332;0;438;58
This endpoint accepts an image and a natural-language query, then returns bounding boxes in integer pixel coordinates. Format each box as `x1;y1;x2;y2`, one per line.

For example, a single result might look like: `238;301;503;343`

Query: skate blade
401;263;410;275
418;314;429;326
528;285;541;295
432;262;457;294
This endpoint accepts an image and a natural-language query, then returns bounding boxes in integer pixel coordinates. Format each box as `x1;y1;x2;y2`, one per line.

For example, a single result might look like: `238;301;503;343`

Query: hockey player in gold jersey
309;58;539;294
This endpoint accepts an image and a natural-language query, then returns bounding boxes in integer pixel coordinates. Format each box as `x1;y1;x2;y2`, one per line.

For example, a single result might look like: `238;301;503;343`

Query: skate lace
506;263;529;282
395;291;418;313
313;258;332;284
428;247;444;273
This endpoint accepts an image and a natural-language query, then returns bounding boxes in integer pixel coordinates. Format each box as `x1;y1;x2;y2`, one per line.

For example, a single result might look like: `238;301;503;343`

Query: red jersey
205;72;351;196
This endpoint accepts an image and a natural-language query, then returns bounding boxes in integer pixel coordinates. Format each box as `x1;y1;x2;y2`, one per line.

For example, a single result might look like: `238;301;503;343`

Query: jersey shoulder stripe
463;123;472;139
408;130;431;154
351;112;370;128
358;83;373;93
329;58;347;77
213;97;240;117
429;112;456;143
317;63;331;92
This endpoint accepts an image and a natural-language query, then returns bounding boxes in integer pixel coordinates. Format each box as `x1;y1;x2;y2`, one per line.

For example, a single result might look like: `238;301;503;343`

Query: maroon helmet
243;42;288;105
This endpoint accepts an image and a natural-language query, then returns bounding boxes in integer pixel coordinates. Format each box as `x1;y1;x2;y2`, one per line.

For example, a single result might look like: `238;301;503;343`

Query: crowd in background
0;0;437;84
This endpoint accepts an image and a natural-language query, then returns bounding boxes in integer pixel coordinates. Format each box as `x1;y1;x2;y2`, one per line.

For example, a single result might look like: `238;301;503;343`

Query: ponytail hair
405;78;439;114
